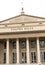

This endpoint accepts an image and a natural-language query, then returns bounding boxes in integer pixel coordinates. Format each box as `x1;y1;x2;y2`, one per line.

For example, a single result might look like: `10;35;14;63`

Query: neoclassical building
0;10;45;65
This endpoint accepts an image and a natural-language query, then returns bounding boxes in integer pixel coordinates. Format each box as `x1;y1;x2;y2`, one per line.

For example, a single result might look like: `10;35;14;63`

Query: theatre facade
0;12;45;65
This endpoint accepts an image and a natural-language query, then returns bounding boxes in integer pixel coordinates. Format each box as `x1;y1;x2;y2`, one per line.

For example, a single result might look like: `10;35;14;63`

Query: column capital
26;37;29;40
36;37;39;39
6;39;9;40
16;38;19;41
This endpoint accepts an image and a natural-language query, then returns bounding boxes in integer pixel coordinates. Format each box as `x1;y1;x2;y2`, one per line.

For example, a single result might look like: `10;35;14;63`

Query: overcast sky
0;0;45;21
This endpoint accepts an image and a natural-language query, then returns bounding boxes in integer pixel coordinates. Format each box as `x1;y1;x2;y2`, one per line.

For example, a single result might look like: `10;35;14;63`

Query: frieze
0;26;45;33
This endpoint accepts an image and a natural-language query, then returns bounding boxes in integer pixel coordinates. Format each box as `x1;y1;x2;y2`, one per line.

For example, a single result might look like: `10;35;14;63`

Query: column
6;39;9;64
16;39;20;64
36;37;41;64
26;38;30;64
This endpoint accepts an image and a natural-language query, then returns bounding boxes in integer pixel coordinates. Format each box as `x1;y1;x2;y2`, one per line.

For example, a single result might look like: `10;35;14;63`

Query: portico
0;12;45;65
0;36;45;65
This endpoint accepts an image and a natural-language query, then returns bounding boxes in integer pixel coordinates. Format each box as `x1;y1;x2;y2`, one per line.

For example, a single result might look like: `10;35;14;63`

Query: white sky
0;0;45;21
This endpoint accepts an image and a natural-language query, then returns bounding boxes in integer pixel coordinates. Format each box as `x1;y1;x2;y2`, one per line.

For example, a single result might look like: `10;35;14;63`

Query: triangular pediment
0;13;45;25
0;13;45;33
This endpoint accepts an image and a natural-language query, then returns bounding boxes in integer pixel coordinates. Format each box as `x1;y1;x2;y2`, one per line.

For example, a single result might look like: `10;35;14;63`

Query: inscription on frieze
0;26;45;33
11;27;33;32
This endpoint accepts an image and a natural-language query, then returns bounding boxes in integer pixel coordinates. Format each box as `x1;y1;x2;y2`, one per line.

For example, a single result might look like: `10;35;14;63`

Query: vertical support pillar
26;38;30;64
37;37;41;64
16;39;20;64
6;39;9;64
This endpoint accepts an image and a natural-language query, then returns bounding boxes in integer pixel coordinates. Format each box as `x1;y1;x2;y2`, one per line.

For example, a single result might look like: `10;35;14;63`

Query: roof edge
0;13;45;23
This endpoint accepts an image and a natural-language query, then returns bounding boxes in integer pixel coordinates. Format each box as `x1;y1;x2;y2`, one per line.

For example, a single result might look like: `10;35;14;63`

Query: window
21;40;26;48
20;39;26;49
13;41;16;49
22;41;26;48
22;52;26;63
4;42;6;49
41;52;45;62
31;40;36;48
4;53;6;63
40;40;45;47
44;52;45;61
13;53;17;63
31;52;36;63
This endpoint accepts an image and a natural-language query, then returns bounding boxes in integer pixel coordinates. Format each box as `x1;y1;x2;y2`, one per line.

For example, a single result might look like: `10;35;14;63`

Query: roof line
25;14;45;19
0;13;45;23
